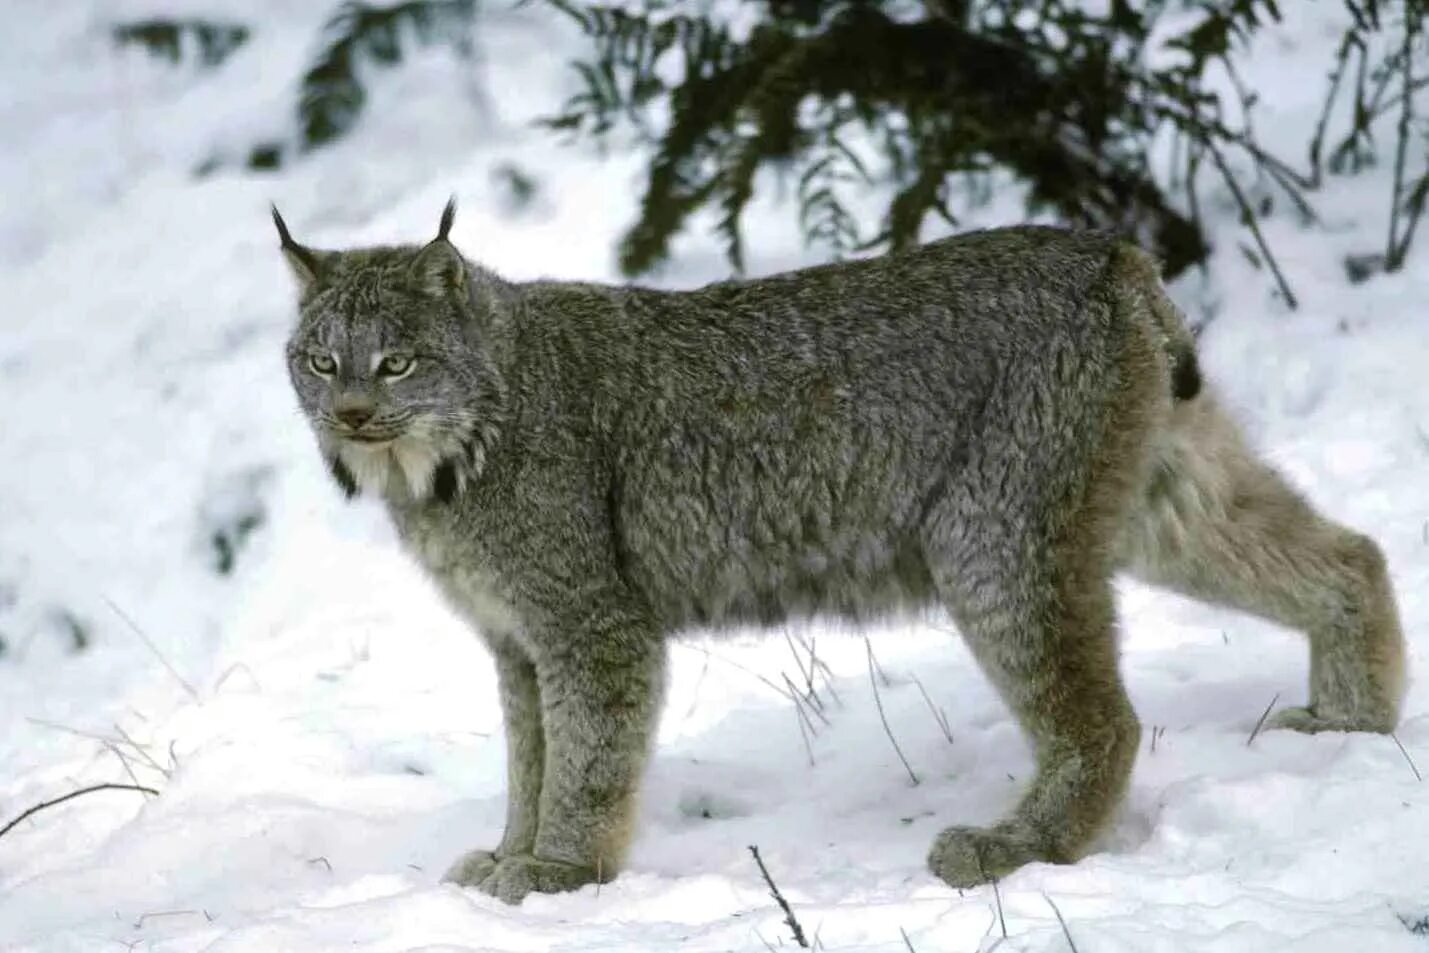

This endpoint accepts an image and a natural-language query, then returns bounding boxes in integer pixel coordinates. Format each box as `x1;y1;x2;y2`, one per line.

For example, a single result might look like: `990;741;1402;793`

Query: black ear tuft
436;196;457;243
328;456;359;499
271;204;296;246
272;203;324;291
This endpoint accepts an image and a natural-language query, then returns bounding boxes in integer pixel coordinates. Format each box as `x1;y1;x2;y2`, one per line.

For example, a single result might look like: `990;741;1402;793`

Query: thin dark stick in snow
1391;733;1423;782
975;849;1008;940
0;783;159;841
1246;692;1280;747
101;595;199;701
899;925;919;951
748;845;810;949
1044;894;1080;952
865;638;918;785
910;674;954;744
990;876;1008;939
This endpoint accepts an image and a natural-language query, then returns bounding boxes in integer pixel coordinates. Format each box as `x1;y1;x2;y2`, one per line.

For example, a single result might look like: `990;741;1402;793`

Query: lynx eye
308;352;337;376
377;354;415;379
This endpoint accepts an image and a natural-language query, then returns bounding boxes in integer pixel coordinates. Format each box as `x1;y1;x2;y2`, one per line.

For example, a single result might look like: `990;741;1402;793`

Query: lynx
275;201;1405;904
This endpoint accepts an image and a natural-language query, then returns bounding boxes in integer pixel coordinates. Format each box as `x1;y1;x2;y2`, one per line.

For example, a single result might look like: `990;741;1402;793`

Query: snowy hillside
1;2;1427;951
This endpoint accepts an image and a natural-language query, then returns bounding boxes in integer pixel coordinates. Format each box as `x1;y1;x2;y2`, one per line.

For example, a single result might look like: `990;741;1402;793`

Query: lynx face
276;203;501;502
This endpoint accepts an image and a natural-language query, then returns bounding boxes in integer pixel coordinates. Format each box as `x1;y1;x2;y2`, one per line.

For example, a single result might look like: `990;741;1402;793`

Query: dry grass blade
782;671;830;727
1044;893;1080;952
910;673;954;744
865;637;918;785
797;632;844;707
1391;733;1423;782
101;595;199;701
784;630;822;711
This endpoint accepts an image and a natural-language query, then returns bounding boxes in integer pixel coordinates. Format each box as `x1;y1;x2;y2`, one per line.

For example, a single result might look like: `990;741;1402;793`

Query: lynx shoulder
276;203;1404;904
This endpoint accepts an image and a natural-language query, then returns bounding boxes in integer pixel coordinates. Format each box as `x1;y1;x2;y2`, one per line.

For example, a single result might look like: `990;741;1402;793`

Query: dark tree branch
1;783;159;841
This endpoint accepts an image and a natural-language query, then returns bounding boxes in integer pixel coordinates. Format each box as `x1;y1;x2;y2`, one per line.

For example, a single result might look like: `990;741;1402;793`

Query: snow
2;2;1427;951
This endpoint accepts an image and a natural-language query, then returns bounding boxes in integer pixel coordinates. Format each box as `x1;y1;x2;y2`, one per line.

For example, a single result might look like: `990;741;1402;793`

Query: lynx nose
335;402;375;430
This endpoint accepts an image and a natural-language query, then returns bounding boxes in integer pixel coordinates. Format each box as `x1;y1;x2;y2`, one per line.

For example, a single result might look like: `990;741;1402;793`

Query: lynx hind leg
1118;394;1406;732
928;556;1140;887
924;317;1165;888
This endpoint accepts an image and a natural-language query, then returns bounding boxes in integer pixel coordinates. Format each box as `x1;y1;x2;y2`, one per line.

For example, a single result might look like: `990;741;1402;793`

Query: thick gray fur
276;206;1406;904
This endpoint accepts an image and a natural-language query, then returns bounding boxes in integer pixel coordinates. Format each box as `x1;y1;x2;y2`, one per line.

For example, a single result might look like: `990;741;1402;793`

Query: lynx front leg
444;642;545;886
478;605;666;904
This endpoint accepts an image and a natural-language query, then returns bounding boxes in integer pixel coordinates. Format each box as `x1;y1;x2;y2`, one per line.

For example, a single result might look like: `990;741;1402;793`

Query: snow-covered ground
2;2;1427;951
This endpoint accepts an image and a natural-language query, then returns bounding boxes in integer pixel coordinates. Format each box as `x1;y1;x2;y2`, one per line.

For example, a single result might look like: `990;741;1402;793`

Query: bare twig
910;674;954;744
101;595;199;701
0;783;159;841
1044;894;1080;952
1246;692;1280;747
1391;733;1423;782
1201;139;1298;310
1309;32;1362;185
748;845;810;949
1387;8;1418;269
865;638;918;785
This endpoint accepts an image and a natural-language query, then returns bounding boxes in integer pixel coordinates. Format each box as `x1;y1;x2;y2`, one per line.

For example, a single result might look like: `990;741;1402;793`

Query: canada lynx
275;202;1405;904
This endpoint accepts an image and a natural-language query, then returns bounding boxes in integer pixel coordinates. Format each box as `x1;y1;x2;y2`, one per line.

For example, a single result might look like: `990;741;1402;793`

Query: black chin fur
432;459;461;504
328;456;359;499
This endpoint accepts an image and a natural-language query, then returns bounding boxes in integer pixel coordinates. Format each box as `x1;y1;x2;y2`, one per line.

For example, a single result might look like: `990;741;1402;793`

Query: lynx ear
271;204;326;296
410;197;466;296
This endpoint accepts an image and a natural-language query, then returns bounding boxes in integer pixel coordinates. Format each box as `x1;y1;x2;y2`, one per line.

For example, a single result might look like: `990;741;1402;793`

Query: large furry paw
473;854;605;905
442;848;501;887
928;823;1052;888
1268;704;1394;734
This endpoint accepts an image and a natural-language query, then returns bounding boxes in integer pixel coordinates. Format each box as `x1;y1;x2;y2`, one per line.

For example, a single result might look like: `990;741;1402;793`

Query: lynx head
274;199;506;503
